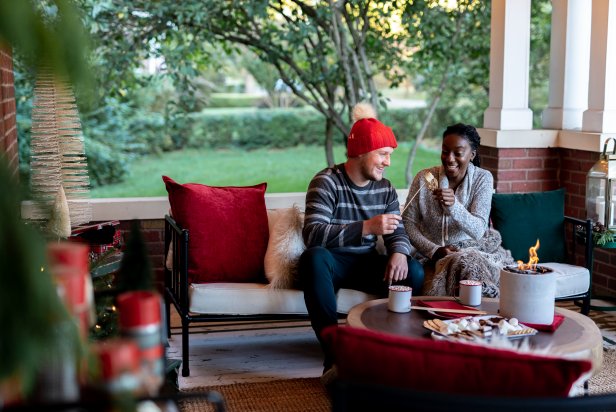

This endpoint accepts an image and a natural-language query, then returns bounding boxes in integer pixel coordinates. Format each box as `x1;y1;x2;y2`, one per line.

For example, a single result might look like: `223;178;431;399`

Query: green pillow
491;188;565;263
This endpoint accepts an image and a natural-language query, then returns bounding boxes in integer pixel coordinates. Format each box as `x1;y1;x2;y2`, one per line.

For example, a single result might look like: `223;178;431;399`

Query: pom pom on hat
352;102;377;123
347;103;397;157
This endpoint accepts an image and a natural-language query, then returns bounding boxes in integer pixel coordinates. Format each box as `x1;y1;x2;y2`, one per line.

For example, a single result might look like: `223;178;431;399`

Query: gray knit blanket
426;228;515;298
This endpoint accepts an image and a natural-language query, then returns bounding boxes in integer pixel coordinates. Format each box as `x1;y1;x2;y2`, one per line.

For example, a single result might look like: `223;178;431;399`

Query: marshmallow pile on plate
425;316;536;341
497;317;520;334
447;316;522;335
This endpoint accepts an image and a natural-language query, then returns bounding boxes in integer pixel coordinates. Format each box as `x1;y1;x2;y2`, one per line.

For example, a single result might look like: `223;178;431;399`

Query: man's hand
433;245;459;261
383;252;408;284
363;214;401;236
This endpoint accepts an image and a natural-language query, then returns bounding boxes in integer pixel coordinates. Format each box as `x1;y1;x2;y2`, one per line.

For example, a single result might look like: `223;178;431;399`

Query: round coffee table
347;296;604;374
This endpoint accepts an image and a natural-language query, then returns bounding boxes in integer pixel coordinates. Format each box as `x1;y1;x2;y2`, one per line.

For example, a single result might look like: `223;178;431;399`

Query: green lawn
90;143;440;198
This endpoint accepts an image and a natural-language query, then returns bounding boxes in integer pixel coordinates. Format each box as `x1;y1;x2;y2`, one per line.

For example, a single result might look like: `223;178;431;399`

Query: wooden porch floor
167;308;324;389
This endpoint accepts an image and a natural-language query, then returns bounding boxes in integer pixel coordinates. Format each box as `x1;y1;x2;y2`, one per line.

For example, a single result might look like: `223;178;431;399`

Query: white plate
423;315;538;342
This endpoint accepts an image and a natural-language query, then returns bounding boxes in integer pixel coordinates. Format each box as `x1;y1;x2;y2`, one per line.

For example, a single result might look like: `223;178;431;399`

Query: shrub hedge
208;93;265;108
170;106;451;150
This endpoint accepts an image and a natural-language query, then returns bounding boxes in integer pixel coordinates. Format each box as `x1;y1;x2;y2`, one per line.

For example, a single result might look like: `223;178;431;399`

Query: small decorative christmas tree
46;185;71;239
29;68;91;228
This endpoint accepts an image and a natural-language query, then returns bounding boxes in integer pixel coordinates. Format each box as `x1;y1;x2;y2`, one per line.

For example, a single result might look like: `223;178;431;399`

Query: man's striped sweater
302;164;413;256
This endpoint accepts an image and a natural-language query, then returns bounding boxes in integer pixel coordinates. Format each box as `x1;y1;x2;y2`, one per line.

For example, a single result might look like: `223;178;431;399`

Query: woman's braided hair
442;123;481;167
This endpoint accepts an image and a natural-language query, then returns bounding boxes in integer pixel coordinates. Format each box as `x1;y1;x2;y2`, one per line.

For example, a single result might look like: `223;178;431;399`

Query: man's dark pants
299;246;425;370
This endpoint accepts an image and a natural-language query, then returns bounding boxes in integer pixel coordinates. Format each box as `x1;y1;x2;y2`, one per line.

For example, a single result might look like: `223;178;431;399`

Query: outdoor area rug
589;348;616;394
178;377;330;412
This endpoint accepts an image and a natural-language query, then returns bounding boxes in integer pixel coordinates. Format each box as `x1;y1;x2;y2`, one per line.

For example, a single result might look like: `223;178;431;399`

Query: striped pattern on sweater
302;164;412;255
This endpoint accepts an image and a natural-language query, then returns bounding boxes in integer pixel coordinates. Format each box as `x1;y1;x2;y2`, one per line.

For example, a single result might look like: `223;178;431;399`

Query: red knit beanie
347;103;398;157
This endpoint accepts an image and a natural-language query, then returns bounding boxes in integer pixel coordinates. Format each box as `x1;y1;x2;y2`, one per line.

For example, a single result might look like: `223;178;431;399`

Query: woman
402;123;513;297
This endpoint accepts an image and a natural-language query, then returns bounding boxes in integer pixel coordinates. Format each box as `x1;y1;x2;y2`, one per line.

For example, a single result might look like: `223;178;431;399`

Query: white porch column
582;0;616;133
542;0;592;130
483;0;533;130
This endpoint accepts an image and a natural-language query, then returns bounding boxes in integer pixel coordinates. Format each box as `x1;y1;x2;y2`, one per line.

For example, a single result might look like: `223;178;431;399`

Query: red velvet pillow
163;176;269;283
322;326;591;397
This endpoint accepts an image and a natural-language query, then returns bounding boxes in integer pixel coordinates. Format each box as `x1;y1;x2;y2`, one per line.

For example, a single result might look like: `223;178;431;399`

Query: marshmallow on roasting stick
401;171;438;214
424;171;438;191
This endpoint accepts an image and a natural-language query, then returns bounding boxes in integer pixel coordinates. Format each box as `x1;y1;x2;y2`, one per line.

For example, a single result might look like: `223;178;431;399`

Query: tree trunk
404;73;449;186
329;1;357;108
325;117;335;167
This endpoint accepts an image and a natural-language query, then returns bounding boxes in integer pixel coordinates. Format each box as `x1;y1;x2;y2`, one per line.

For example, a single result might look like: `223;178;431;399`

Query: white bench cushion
542;262;590;298
188;282;377;315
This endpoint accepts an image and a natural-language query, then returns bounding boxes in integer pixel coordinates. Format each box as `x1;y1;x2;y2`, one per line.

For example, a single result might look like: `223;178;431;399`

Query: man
299;103;424;375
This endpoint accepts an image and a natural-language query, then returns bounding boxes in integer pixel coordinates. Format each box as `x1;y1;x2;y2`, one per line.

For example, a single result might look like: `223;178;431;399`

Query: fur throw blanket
426;228;515;298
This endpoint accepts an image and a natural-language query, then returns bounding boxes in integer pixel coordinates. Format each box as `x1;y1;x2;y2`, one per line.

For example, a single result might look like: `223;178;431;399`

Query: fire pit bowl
499;265;556;325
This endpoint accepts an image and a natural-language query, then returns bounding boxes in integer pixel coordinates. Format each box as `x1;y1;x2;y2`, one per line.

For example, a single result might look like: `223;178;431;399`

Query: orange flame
517;239;540;271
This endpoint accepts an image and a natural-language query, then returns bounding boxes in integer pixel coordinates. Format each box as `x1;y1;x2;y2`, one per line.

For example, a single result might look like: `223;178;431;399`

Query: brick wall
481;146;560;194
482;144;616;299
0;43;18;178
560;149;599;219
593;247;616;297
118;219;166;287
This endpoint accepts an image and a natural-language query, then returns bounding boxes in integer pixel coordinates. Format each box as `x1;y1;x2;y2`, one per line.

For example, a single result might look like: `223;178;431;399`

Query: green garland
592;222;616;246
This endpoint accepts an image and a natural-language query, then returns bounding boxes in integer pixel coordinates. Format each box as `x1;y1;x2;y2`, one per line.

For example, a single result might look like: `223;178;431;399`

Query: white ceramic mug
459;280;482;306
388;285;412;313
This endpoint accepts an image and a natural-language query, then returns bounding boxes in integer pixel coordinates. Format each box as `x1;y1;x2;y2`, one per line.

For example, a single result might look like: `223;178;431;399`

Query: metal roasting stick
401;182;425;215
412;306;488;315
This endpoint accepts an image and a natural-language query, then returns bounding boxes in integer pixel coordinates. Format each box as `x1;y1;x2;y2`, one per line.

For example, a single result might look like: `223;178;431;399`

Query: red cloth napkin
415;300;483;319
519;314;565;332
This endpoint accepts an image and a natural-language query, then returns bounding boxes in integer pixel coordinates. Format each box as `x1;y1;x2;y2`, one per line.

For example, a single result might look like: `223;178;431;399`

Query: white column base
483;107;534;130
582;110;616;133
542;107;586;130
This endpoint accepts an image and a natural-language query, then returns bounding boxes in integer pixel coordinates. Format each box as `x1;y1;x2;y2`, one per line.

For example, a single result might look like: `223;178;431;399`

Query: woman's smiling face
441;134;475;185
